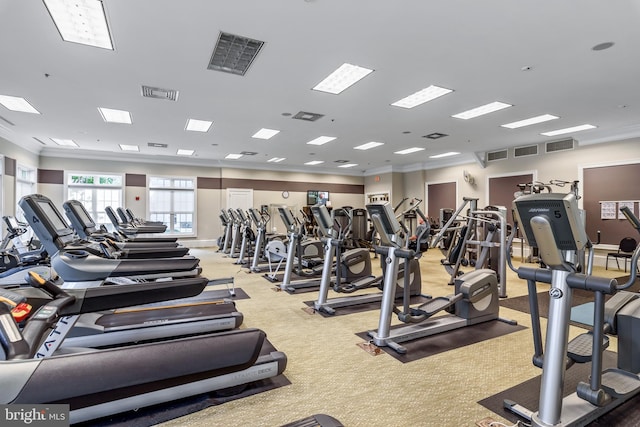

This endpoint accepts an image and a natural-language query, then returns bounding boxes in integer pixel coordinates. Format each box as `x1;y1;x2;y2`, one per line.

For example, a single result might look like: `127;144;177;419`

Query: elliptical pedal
414;294;462;316
601;369;640;398
566;331;609;364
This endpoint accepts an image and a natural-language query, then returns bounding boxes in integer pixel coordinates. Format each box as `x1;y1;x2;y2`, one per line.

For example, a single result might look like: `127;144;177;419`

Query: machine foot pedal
415;294;462;316
601;369;640;398
567;331;609;363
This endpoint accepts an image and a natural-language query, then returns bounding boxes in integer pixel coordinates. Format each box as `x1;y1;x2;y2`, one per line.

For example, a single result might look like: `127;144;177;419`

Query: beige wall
4;136;640;245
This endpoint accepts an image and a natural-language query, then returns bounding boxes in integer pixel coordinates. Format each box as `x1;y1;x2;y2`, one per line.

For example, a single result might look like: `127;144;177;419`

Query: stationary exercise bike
365;203;512;354
505;192;640;426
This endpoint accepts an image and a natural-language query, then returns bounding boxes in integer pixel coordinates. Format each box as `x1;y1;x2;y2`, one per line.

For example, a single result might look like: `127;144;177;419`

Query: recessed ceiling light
43;0;113;50
252;128;280;139
354;141;384;150
0;95;40;114
394;147;425;155
452;102;512;119
429;151;460;159
177;149;195;156
391;85;453;109
306;136;336;145
50;138;78;147
98;107;132;124
119;144;139;152
541;124;596;137
304;160;324;165
312;63;374;94
225;153;243;159
267;157;286;163
185;119;213;132
338;163;358;168
501;114;559;129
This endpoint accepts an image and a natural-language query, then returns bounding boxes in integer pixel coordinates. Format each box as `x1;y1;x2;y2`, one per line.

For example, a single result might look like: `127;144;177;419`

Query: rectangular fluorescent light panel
185;119;213;132
501;114;559;129
391;85;453;109
267;157;286;163
50;138;78;147
177;149;195;156
304;160;324;165
225;153;243;159
354;141;384;150
252;128;280;139
0;95;40;114
452;102;512;119
338;163;358;168
313;63;373;94
119;144;139;152
307;136;336;146
43;0;113;50
98;107;132;124
541;124;596;137
429;151;460;159
394;147;425;155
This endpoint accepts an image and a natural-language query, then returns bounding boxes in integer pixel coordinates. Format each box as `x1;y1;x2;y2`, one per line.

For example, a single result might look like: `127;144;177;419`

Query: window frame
147;175;197;237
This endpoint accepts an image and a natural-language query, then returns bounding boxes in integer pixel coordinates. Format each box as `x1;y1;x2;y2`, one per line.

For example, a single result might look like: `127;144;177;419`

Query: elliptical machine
505;192;640;426
366;202;510;354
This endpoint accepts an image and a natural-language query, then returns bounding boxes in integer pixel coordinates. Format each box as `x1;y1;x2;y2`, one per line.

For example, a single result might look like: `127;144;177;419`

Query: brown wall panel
220;178;363;194
489;173;533;223
37;169;64;184
4;157;15;176
125;173;146;187
584;163;640;245
427;182;456;221
197;177;222;189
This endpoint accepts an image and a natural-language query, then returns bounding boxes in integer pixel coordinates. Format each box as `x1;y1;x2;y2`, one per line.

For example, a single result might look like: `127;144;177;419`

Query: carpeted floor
146;248;638;427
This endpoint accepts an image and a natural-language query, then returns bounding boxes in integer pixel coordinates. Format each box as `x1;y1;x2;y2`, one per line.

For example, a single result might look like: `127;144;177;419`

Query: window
148;176;196;235
66;172;123;227
15;164;37;222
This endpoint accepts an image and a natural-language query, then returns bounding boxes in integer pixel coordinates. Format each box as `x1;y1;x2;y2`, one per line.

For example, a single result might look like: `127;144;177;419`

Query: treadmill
63;199;180;248
117;206;167;232
105;205;168;237
26;198;188;259
19;194;202;287
0;274;287;425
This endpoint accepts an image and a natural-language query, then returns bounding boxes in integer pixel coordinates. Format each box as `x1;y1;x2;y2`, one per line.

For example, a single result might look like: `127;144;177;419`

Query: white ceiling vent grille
514;145;539;158
208;32;264;76
292;111;324;122
33;137;47;145
487;149;508;162
148;142;168;148
546;138;575;153
141;86;179;101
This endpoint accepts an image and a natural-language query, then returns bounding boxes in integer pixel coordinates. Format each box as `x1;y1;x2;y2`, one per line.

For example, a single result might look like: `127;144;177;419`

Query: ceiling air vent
546;138;575;153
514;144;538;158
292;111;324;122
487;149;508;162
423;132;448;139
208;32;264;76
33;137;47;145
141;86;179;101
240;151;258;156
148;142;168;148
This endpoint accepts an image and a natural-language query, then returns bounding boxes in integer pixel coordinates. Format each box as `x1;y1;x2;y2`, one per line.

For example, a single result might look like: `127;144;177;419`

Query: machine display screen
278;208;296;229
311;205;333;235
366;203;400;237
38;200;69;232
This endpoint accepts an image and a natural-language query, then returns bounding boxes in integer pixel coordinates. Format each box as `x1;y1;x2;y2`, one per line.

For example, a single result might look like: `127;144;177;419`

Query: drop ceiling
1;0;639;175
